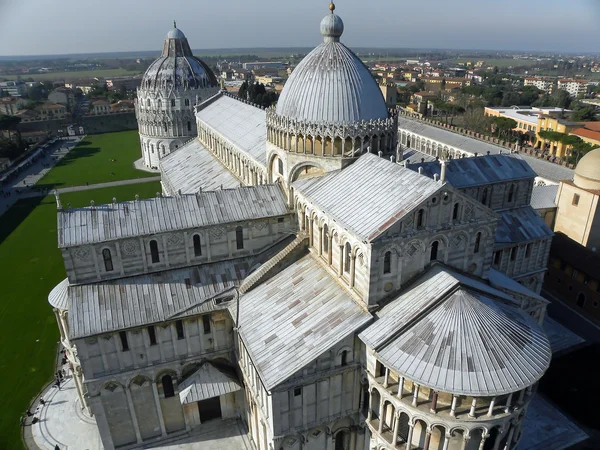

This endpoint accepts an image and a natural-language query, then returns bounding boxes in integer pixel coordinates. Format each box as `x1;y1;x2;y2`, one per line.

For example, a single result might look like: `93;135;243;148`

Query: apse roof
48;277;69;310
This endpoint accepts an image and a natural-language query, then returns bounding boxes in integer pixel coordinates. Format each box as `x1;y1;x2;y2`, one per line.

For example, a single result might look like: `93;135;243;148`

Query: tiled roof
57;185;288;248
68;258;252;339
160;139;239;194
294;153;442;242
238;254;372;390
196;94;267;168
572;127;600;142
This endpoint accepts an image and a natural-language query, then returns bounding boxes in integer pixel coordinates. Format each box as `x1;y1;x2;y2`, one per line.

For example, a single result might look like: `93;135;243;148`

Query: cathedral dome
141;23;218;92
275;4;388;124
574;148;600;190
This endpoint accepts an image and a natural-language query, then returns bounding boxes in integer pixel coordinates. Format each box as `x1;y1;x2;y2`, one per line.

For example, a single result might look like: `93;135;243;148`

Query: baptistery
135;22;219;168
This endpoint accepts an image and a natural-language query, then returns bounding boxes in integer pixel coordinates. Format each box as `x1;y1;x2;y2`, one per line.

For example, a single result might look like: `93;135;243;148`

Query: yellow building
535;116;583;158
554;149;600;250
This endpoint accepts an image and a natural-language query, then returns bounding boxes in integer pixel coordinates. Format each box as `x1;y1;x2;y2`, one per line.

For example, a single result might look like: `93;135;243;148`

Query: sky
0;0;598;56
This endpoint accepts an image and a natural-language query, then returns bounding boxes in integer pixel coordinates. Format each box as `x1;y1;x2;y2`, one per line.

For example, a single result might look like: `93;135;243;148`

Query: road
0;136;84;216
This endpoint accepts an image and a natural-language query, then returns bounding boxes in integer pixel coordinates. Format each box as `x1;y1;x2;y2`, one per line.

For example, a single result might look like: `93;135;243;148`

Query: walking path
19;176;161;199
0;137;83;216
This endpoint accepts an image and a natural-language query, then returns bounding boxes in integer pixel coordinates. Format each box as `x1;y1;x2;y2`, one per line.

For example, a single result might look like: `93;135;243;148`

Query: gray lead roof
495;206;553;245
238;254;372;391
407;154;536;188
178;363;241;405
294;153;442;242
360;264;551;396
57;184;288;248
160;139;239;194
68;258;252;339
196;95;267;168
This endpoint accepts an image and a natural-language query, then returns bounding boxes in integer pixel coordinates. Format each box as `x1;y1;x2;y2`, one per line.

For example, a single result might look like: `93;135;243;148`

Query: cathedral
49;4;552;450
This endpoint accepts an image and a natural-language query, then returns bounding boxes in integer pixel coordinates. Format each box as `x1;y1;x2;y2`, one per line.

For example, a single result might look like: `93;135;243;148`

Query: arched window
236;226;244;250
417;209;424;228
323;224;329;254
185;98;190;106
170;99;175;107
344;242;351;273
341;350;348;367
482;188;488;205
187;121;191;132
474;232;482;254
508;184;515;203
452;202;460;220
146;98;150;107
193;234;202;257
430;241;439;261
102;248;113;272
383;251;391;274
157;99;162;108
164;123;168;133
150;240;159;263
494;251;502;266
278;158;283;175
577;292;586;308
162;375;175;398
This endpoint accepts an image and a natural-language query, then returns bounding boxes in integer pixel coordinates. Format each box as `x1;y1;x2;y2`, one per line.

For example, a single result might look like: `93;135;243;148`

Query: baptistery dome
135;22;220;169
275;3;388;124
141;24;218;92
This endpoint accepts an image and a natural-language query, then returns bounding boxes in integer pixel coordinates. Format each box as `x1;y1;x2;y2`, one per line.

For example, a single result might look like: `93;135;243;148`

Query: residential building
557;79;589;98
90;100;111;115
0;80;26;97
242;62;284;70
524;77;553;93
48;87;76;111
106;76;143;92
20;130;50;144
0;96;28;115
49;7;552;450
36;103;67;120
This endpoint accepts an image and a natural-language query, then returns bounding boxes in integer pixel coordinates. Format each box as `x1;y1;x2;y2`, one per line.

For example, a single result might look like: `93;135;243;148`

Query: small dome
574;148;600;190
275;5;387;124
141;24;218;92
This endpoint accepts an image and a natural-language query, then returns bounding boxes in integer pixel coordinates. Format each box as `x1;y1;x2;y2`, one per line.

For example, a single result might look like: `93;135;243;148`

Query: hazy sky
0;0;598;56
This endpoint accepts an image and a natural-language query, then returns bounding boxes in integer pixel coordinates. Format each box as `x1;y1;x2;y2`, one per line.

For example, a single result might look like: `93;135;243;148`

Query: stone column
350;254;356;289
152;382;167;436
430;391;438;414
469;398;477;417
383;367;390;388
397;377;405;399
308;218;314;247
125;388;142;443
504;393;513;413
412;384;420;407
450;395;457;417
318;226;323;256
378;399;385;433
504;427;515;450
338;245;344;277
327;234;333;266
391;415;400;446
326;430;333;450
518;389;526;405
366;390;373;421
479;434;489;450
487;397;497;417
423;431;432;450
460;436;470;450
442;434;451;450
406;423;414;450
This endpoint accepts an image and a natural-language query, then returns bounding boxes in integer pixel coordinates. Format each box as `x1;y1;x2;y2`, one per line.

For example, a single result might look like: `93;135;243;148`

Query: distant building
557;79;589;98
0;80;26;97
90;100;111;115
242;61;284;70
106;76;143;92
35;103;67;120
21;130;50;144
379;83;397;108
0;96;28;115
524;77;553;94
0;157;10;171
48;87;75;111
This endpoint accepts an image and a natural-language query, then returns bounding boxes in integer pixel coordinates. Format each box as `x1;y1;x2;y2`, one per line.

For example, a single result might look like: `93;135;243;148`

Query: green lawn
38;131;155;189
1;68;142;82
0;182;161;450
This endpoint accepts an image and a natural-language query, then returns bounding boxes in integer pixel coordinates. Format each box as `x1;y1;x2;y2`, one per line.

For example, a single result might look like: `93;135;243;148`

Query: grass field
0;181;161;450
1;68;142;82
38;131;155;189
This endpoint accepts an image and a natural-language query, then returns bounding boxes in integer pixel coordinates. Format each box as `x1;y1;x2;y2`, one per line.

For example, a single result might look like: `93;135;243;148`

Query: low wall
17;112;138;135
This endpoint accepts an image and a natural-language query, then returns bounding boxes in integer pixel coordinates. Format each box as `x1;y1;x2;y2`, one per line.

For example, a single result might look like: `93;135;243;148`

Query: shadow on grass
0;195;47;246
52;145;99;169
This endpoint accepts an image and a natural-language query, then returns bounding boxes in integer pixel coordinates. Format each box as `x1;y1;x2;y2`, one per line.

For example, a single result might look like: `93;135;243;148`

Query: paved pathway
19;176;161;199
0;136;83;216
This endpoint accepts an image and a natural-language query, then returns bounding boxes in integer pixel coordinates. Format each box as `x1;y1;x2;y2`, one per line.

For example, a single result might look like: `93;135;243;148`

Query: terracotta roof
37;103;65;110
582;122;600;132
572;127;600;142
92;100;109;105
